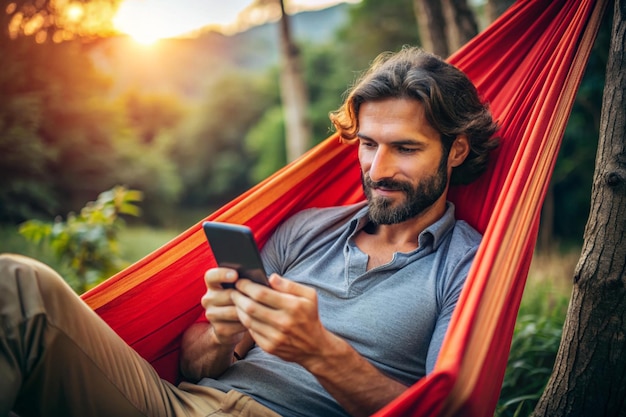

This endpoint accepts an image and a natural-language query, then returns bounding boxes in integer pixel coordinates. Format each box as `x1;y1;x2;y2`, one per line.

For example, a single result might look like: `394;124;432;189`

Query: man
0;47;498;417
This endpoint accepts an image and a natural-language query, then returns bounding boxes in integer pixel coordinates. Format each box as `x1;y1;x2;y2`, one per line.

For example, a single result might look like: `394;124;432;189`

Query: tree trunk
278;0;311;162
532;1;626;416
486;0;516;23
413;0;449;57
444;0;478;51
413;0;478;57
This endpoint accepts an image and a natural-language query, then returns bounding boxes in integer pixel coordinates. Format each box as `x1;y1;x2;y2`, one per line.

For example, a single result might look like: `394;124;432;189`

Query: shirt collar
349;202;457;250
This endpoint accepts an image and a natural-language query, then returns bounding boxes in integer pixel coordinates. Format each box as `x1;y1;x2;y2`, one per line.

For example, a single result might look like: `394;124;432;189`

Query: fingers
201;269;238;312
230;276;326;364
202;267;247;345
203;271;324;360
230;290;291;355
236;274;316;306
268;274;316;298
204;267;238;289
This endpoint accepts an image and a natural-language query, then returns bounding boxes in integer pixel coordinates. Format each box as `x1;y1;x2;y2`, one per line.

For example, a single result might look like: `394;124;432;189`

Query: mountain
88;4;352;101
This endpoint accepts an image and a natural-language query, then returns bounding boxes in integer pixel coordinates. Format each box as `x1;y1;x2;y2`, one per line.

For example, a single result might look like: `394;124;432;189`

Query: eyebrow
357;133;426;147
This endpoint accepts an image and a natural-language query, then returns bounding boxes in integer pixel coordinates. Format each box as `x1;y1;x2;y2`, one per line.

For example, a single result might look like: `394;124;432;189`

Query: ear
448;135;470;168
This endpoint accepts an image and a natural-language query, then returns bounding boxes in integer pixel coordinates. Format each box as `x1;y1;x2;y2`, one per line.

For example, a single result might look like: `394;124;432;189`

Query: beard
362;156;448;225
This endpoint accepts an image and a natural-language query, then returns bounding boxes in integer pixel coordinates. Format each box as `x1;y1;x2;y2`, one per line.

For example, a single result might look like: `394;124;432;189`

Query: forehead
357;98;440;142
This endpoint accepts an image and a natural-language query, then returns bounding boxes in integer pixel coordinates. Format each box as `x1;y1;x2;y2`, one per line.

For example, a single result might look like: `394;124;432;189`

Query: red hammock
81;0;607;415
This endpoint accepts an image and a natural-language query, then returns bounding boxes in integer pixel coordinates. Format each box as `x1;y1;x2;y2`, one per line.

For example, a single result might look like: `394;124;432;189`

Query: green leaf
18;220;52;244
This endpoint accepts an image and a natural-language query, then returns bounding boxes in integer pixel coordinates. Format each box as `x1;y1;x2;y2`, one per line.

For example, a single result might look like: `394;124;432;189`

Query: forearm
179;322;239;382
305;333;408;417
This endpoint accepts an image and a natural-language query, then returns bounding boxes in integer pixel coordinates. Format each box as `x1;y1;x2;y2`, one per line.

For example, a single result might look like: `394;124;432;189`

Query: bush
18;185;142;293
495;251;574;417
496;311;566;417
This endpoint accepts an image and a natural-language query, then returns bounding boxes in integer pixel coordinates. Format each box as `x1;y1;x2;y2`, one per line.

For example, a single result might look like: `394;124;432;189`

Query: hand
201;267;248;346
232;275;408;417
231;274;331;368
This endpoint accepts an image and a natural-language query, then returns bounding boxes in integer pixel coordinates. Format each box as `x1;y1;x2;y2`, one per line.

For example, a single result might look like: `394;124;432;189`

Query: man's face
357;98;450;225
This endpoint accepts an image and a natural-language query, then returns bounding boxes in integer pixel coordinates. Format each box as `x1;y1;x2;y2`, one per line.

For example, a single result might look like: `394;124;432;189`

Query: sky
113;0;358;44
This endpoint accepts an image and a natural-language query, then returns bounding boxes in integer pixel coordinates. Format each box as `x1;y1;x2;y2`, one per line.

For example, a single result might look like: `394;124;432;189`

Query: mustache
363;176;412;193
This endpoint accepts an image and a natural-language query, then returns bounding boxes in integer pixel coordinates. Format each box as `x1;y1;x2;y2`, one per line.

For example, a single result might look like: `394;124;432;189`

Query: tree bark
444;0;478;51
532;1;626;416
413;0;449;57
413;0;478;58
278;0;311;162
486;0;516;24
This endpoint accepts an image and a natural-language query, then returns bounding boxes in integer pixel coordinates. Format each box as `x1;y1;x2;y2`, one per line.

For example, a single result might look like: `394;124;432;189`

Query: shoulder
438;220;481;275
450;219;482;250
428;203;482;255
433;216;482;299
261;202;367;273
276;202;367;240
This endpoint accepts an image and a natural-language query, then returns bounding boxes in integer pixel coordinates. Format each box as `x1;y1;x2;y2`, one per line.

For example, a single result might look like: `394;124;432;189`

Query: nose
367;146;396;183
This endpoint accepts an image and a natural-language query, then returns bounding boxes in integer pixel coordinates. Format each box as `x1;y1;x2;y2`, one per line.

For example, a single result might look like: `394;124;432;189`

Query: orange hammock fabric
81;0;606;415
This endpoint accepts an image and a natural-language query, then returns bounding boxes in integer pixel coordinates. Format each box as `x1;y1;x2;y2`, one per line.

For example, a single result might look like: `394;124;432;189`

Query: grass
117;225;182;265
0;224;62;268
495;247;578;417
0;223;181;280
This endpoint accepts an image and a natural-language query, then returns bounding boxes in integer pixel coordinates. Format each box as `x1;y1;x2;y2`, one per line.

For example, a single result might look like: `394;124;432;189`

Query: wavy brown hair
329;47;499;185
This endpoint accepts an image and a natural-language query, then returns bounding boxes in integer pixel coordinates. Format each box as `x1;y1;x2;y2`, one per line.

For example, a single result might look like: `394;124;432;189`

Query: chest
271;232;453;383
353;231;419;270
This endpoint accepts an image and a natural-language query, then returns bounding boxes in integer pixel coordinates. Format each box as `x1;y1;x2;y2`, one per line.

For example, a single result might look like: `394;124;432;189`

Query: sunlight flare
113;0;254;44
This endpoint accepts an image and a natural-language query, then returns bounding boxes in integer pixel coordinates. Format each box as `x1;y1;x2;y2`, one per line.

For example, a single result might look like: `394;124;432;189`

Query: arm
179;268;255;382
180;322;232;381
232;275;408;417
179;322;256;382
304;330;409;417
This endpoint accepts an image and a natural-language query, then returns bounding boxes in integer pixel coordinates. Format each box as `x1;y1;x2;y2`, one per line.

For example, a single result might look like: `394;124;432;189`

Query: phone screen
202;221;269;287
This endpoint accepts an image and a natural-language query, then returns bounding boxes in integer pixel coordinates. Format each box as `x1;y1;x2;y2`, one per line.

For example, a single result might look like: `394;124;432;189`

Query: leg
0;254;282;417
0;254;200;417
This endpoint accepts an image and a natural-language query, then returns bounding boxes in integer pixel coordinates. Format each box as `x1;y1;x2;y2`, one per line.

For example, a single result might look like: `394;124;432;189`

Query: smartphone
202;221;269;287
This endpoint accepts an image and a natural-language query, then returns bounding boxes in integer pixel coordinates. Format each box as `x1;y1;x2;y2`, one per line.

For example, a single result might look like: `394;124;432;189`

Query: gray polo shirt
199;202;481;417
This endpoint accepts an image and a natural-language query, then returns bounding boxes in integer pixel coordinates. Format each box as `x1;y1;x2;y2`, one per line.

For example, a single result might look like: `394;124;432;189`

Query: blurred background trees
0;1;613;414
0;0;607;243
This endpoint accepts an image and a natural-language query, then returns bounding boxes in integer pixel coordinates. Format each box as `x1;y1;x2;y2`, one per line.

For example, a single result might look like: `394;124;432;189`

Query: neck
366;199;447;248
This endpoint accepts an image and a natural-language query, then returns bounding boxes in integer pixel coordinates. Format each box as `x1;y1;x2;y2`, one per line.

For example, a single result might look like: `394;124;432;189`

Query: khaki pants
0;254;281;417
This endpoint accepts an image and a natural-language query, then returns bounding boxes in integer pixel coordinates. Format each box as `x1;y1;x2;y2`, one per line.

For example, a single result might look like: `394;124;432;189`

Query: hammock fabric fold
81;0;606;415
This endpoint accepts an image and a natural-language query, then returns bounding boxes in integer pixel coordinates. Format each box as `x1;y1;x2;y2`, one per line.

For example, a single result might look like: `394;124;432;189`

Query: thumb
268;274;314;298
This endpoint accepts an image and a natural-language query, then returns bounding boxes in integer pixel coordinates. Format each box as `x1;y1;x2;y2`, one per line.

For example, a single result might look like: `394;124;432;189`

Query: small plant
19;185;143;293
495;277;570;417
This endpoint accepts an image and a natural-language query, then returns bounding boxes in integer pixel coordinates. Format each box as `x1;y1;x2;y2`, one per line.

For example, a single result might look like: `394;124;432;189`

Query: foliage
116;225;180;264
496;312;565;417
1;0;120;43
302;42;355;140
0;223;64;273
336;0;420;71
111;109;184;225
548;11;611;243
0;39;92;222
245;106;287;183
0;0;611;247
119;90;187;145
495;251;574;417
0;36;184;224
18;185;142;293
169;70;278;208
243;42;351;182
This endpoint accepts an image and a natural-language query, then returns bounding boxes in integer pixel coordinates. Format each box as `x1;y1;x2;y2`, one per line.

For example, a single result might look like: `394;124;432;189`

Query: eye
359;139;377;149
397;146;418;154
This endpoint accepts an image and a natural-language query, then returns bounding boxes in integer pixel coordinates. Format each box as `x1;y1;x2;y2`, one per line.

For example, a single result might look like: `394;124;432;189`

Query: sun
112;0;355;45
112;0;253;45
118;25;162;45
113;2;170;45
